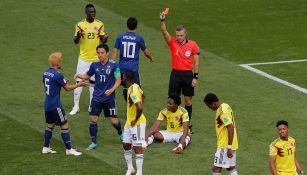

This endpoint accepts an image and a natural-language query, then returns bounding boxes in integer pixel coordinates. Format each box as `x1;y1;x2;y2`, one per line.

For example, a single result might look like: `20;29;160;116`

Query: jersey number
44;78;50;95
88;33;95;39
100;75;106;82
122;42;136;58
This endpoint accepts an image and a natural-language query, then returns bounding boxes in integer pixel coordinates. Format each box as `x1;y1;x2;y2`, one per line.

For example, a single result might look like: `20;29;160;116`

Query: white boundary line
239;59;307;94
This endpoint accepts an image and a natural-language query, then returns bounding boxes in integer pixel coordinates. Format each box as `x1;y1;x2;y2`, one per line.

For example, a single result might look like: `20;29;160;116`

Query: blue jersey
114;32;146;72
87;60;120;103
43;68;67;111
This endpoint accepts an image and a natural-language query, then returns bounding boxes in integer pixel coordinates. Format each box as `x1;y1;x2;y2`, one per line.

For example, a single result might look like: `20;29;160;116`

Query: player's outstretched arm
269;156;278;175
160;11;171;43
143;48;154;62
74;73;90;80
63;81;85;91
146;120;162;140
179;121;189;146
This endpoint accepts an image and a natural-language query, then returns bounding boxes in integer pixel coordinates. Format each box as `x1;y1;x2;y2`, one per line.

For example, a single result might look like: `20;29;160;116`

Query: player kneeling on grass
42;52;85;156
122;70;146;175
145;95;191;154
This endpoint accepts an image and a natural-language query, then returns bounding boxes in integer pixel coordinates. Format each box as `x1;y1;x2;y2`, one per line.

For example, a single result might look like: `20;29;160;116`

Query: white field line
239;59;307;94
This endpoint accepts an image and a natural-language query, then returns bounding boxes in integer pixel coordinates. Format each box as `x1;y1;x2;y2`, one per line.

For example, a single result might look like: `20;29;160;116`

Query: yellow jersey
75;19;105;62
215;103;238;150
157;106;189;132
126;83;146;127
269;137;296;175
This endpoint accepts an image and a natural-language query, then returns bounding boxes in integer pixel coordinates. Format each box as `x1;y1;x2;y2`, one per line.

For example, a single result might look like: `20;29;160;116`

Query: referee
160;10;200;132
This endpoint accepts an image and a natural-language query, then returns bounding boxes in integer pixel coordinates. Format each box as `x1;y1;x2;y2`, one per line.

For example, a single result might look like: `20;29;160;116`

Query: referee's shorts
168;70;194;97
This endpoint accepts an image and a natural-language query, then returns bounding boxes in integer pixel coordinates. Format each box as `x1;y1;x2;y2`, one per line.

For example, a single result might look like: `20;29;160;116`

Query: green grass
1;0;307;174
254;61;307;88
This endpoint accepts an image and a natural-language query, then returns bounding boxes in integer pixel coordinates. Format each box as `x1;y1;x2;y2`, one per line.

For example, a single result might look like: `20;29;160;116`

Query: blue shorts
89;100;117;118
45;107;67;126
121;71;141;88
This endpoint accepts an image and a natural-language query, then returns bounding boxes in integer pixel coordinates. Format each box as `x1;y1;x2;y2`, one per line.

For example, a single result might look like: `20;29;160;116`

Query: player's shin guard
61;129;71;149
136;154;144;175
43;127;54;147
73;86;83;107
89;122;98;144
112;121;122;135
228;169;238;175
123;88;128;102
147;135;154;146
124;150;133;170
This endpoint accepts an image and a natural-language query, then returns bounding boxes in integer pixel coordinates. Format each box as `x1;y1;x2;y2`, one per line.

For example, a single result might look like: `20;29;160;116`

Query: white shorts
213;148;237;168
123;123;146;147
159;130;183;143
76;58;95;81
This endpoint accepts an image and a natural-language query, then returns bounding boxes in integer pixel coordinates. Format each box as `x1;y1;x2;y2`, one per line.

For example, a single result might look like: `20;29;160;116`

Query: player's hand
160;12;166;21
104;89;114;96
149;57;154;63
227;148;233;158
77;30;84;38
64;78;70;83
192;78;198;87
74;74;81;80
76;80;87;87
131;119;137;127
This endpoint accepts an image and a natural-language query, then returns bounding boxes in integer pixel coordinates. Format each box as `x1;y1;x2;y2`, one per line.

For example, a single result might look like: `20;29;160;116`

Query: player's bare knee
108;117;118;124
212;166;222;173
184;96;192;105
60;122;69;129
227;166;235;171
153;132;164;142
133;146;143;154
123;143;132;150
90;116;99;123
47;123;55;129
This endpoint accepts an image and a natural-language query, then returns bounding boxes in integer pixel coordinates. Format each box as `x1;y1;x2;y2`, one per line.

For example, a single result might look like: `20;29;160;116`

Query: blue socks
43;127;53;147
90;122;98;144
61;128;71;149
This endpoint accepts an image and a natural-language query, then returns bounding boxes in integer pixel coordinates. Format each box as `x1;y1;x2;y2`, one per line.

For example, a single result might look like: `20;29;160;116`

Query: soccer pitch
1;0;307;174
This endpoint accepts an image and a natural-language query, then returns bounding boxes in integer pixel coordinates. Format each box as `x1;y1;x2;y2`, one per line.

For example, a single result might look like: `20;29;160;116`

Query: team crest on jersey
106;68;111;75
96;68;99;72
175;116;179;121
185;51;191;57
94;26;98;31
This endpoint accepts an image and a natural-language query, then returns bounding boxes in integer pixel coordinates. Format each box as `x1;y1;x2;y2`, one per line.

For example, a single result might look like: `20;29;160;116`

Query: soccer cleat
125;168;135;175
66;148;82;156
42;147;57;154
69;106;80;115
86;142;97;150
172;146;183;154
119;134;124;142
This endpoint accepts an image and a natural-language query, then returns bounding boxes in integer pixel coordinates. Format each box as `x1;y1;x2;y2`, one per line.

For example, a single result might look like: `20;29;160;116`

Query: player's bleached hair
96;43;109;53
124;69;135;82
276;120;288;127
85;4;95;10
204;93;219;105
168;95;181;105
127;17;138;30
176;24;186;32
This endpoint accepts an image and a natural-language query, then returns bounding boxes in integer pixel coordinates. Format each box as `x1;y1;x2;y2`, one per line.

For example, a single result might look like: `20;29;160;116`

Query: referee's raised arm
160;11;171;43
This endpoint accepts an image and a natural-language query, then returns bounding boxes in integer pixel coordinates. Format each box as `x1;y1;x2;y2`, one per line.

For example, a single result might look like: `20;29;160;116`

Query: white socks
89;84;94;105
136;154;144;175
124;150;133;170
185;136;191;146
73;86;82;108
229;169;238;175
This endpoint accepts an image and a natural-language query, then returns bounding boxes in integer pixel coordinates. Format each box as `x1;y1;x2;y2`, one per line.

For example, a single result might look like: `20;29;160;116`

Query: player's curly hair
85;4;95;10
276;120;288;127
124;69;135;82
204;93;219;105
168;95;181;105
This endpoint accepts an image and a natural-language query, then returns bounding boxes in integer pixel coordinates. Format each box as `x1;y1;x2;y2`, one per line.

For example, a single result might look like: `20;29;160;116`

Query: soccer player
204;93;238;175
145;95;191;154
269;120;304;175
122;70;146;175
74;44;122;150
112;17;154;101
159;10;200;132
42;52;84;156
70;4;109;115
